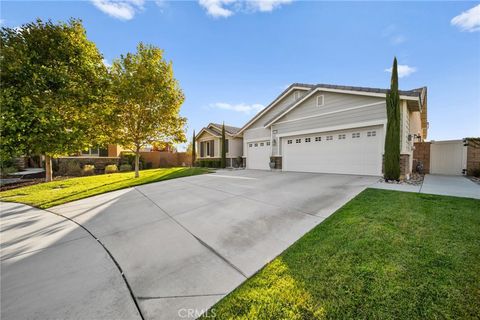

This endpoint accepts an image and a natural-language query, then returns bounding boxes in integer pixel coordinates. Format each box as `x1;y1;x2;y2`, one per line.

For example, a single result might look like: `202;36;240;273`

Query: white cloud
451;4;480;32
381;24;407;45
199;0;235;18
247;0;293;12
384;64;417;78
210;102;264;114
198;0;293;18
91;0;144;20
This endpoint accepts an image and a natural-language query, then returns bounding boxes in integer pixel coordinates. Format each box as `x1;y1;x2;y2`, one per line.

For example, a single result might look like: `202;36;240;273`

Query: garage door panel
246;141;271;170
282;126;382;176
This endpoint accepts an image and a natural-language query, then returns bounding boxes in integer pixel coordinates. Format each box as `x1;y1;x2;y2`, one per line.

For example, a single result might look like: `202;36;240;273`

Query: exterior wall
227;137;243;159
409;111;422;140
466;139;480;175
140;151;191;167
107;144;125;157
413;142;431;174
277;91;384;123
197;131;219;158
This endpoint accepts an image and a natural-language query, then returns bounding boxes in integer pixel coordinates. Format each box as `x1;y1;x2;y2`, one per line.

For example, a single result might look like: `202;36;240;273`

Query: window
305;138;311;142
338;134;346;140
352;132;360;138
317;95;324;107
254;143;258;147
206;141;210;156
315;136;321;142
367;131;376;137
81;147;102;156
249;143;253;147
225;139;229;153
294;91;301;100
326;136;333;141
296;138;301;143
260;142;264;146
266;141;271;146
287;140;292;144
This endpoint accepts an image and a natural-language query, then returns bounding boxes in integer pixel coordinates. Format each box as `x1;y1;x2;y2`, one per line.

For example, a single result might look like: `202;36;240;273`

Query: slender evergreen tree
384;57;401;180
221;123;227;168
192;130;196;167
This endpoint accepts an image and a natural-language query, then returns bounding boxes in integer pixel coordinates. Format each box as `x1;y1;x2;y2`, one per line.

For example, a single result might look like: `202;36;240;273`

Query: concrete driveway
1;170;377;320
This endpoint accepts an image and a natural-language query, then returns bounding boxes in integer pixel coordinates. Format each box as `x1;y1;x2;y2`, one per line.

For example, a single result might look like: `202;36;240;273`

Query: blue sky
2;1;479;149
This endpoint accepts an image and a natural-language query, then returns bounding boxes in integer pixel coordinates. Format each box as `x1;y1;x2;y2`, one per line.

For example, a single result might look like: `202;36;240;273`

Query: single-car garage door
246;140;271;170
282;126;383;176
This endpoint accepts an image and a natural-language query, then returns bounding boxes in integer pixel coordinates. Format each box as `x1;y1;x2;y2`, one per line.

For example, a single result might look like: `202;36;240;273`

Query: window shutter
200;142;204;157
210;140;215;156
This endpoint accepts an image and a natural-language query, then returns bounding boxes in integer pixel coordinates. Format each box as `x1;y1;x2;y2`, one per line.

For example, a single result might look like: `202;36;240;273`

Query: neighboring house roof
237;83;427;133
196;123;242;140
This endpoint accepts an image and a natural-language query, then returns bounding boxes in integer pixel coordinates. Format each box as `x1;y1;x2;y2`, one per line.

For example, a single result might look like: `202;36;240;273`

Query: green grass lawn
0;167;210;209
205;189;480;319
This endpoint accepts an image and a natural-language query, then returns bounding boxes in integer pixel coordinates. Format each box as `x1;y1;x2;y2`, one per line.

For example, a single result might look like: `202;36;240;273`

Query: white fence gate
430;140;467;175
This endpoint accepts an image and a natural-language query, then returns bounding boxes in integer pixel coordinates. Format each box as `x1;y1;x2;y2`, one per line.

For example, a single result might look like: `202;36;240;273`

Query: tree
110;43;186;178
191;130;196;167
220;123;227;168
384;57;401;181
0;19;110;181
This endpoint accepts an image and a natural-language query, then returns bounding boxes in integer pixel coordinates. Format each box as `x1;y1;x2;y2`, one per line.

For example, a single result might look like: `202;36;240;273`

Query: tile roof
210;123;242;135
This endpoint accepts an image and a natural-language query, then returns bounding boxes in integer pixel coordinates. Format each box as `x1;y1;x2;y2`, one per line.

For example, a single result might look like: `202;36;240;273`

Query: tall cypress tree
192;130;196;167
384;57;401;180
221;123;226;168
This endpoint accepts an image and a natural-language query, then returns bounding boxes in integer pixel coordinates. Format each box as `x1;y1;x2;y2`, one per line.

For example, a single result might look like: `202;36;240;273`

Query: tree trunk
134;148;140;178
45;154;53;182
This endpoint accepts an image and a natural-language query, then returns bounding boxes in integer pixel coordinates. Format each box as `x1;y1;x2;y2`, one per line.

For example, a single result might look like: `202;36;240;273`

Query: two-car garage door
282;126;383;176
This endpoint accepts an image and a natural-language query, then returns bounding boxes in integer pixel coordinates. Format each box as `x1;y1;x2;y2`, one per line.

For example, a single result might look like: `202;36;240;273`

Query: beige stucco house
197;83;428;178
195;123;243;167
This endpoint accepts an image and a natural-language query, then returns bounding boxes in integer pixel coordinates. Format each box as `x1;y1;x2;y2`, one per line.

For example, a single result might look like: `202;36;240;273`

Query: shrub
119;164;132;172
1;166;17;177
57;160;82;176
120;152;145;169
82;164;95;176
195;159;221;168
468;166;480;177
104;164;118;174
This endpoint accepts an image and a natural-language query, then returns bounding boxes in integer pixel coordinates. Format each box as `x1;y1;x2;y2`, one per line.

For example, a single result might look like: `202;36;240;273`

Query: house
198;83;428;178
195;123;243;167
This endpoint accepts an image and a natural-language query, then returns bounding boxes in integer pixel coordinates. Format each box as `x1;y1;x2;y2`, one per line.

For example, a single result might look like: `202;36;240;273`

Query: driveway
1;170;377;320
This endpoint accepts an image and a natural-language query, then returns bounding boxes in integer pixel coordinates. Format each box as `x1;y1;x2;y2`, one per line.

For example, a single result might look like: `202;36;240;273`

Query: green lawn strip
0;167;210;209
205;189;480;319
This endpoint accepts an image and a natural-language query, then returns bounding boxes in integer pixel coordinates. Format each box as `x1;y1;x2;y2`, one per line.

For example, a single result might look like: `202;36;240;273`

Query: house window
206;141;210;156
296;138;301;143
266;141;271;146
317;95;324;107
260;142;264;146
352;132;360;138
287;140;293;144
81;147;101;156
305;138;311;142
338;134;346;140
326;136;333;141
367;131;376;137
315;136;321;142
254;143;258;147
249;143;253;147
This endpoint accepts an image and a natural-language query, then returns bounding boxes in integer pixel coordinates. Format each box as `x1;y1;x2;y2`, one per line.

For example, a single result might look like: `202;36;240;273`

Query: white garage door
430;140;467;175
246;140;271;170
282;126;383;176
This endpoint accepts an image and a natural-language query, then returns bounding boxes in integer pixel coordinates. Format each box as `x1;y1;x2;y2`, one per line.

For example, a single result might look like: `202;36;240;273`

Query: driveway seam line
137;293;227;300
134;187;248;279
42;207;145;320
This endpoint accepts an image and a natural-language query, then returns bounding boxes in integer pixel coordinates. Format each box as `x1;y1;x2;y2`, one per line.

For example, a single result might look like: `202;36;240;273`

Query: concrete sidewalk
0;202;141;320
371;174;480;199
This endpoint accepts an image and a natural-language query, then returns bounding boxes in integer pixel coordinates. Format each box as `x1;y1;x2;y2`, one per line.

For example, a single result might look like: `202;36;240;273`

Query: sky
2;1;480;150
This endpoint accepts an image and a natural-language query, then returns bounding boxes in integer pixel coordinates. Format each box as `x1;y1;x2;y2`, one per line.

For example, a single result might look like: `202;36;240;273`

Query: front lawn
206;189;480;319
0;167;210;209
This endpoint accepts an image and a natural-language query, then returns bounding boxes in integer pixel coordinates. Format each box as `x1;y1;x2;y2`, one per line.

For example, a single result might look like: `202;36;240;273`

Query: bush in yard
384;57;401;181
57;160;82;176
120;152;145;170
119;164;132;172
104;164;118;174
82;164;95;176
